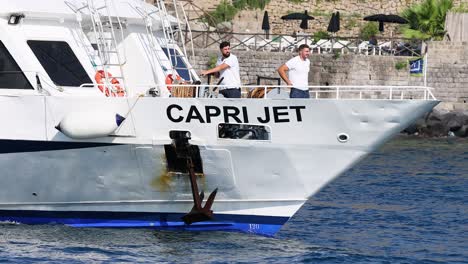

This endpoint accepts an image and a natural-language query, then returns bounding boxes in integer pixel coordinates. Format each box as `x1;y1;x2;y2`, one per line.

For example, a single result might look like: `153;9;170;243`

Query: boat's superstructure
0;0;438;236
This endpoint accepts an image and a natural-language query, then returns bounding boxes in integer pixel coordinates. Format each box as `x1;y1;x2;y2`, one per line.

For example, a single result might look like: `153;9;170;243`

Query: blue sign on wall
410;58;423;76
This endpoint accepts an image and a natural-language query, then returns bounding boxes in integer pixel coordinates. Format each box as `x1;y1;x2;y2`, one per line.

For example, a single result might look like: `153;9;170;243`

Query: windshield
162;48;191;81
28;40;92;87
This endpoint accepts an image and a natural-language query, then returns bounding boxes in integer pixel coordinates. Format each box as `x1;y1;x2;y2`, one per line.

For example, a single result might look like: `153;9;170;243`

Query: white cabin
0;0;197;97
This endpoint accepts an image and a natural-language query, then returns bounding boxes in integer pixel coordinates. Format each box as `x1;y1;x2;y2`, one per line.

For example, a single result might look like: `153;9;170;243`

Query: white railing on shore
163;84;437;100
182;30;423;57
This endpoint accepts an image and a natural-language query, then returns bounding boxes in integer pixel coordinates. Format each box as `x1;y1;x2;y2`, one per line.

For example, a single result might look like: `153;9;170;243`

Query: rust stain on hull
150;153;205;192
150;154;171;191
151;167;172;191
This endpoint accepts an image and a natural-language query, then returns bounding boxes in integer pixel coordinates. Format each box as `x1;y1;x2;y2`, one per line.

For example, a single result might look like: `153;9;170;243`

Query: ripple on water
0;137;467;263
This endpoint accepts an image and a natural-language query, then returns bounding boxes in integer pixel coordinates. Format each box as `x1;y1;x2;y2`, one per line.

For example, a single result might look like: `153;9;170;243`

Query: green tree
401;0;453;40
203;0;238;27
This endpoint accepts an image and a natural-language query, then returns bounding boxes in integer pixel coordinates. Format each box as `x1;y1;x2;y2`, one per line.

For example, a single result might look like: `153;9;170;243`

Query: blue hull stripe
0;210;289;236
0;139;119;154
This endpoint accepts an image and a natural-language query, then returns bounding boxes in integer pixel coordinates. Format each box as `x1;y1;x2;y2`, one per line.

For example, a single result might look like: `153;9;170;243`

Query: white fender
56;111;125;139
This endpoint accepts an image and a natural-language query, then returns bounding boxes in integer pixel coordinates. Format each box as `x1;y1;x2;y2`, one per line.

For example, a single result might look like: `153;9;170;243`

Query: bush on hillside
202;0;238;27
233;0;270;10
313;31;330;42
359;22;379;40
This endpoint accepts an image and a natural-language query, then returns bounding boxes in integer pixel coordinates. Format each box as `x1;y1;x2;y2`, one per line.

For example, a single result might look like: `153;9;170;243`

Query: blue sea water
0;137;467;263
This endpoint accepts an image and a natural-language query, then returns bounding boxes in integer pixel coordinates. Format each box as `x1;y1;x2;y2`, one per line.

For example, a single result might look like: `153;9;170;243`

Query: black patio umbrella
300;17;308;29
282;10;314;30
327;12;340;33
281;10;314;20
363;14;408;32
336;12;340;31
261;11;270;38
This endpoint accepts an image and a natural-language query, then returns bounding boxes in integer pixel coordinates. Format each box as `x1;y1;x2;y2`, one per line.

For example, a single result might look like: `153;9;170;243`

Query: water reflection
0;137;467;263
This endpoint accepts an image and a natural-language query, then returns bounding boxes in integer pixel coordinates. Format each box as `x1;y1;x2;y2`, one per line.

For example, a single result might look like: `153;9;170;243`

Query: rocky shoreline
403;107;468;138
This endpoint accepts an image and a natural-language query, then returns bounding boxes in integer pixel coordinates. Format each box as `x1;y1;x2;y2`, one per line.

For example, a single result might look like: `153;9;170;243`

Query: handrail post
428;89;435;100
336;87;340;99
389;87;393;100
264;86;267;99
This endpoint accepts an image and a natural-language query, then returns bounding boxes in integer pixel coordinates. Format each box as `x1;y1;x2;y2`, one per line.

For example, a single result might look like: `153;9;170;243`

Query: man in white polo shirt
201;41;241;98
277;44;311;98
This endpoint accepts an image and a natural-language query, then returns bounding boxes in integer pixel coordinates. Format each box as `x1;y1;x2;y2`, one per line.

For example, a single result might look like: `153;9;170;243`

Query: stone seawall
426;42;468;103
190;49;423;86
189;41;468;137
190;49;291;85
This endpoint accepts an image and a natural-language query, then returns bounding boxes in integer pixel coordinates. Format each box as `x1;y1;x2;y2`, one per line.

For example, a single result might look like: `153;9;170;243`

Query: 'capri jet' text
167;105;306;124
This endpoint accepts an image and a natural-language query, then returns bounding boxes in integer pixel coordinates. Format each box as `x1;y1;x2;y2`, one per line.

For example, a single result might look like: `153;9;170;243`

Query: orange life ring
165;73;182;91
95;70;125;97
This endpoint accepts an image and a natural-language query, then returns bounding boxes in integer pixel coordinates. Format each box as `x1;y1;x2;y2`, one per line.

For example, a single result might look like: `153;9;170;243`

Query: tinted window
0;41;32;89
27;41;92;87
162;48;190;81
218;124;271;140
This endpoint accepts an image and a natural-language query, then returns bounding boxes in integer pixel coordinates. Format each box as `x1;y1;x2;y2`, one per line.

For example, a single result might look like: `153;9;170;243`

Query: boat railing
160;84;437;100
33;81;435;101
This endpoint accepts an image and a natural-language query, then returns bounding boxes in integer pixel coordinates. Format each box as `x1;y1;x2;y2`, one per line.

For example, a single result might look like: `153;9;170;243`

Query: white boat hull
0;96;438;235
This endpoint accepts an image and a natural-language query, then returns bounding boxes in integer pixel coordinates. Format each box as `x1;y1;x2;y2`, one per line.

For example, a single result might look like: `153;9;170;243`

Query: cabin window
27;40;92;87
0;41;33;89
162;48;190;81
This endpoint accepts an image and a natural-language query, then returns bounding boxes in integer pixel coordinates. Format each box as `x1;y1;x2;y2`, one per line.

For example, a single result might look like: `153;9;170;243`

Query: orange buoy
165;73;182;92
95;70;125;97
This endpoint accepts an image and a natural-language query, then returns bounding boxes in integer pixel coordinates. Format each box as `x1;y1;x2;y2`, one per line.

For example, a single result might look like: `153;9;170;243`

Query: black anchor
169;131;218;224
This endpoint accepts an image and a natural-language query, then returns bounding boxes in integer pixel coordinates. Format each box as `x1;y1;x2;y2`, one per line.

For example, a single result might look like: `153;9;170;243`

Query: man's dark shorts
290;88;310;98
220;88;241;98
